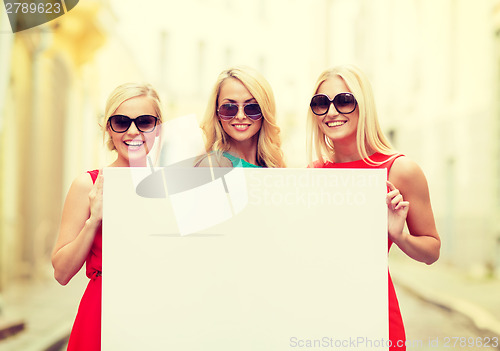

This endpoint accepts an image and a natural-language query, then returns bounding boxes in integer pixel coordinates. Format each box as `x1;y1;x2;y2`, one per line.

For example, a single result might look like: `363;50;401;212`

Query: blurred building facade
0;0;499;303
350;0;500;274
0;1;111;291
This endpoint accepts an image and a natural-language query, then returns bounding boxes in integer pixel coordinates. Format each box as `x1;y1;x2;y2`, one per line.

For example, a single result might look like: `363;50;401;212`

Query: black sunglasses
108;115;159;133
217;103;263;121
310;93;357;116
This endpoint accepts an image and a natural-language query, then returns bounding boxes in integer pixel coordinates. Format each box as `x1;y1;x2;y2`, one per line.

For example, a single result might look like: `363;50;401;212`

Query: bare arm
388;157;441;265
51;171;103;285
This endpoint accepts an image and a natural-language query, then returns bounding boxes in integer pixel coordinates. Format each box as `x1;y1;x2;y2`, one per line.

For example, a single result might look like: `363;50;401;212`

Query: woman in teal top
199;66;286;168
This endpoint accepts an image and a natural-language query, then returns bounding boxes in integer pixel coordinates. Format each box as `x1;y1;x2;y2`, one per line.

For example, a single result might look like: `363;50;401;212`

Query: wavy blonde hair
306;64;396;165
200;66;286;168
103;83;164;151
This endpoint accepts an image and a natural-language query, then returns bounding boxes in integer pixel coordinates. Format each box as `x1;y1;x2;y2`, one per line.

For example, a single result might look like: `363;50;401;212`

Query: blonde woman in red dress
51;83;164;351
307;64;441;351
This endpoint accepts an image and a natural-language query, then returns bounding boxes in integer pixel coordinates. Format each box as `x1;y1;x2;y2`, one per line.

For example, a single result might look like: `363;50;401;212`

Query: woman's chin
126;151;148;167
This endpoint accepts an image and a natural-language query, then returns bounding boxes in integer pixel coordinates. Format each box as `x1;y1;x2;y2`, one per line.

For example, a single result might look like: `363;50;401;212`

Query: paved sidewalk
390;252;500;338
0;267;87;351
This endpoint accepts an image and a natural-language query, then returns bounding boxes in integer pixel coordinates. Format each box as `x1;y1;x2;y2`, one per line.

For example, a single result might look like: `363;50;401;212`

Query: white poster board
102;167;389;351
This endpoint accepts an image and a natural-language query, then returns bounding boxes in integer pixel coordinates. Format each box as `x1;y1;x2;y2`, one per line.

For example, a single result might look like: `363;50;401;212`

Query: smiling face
315;76;359;146
107;95;159;167
217;77;262;146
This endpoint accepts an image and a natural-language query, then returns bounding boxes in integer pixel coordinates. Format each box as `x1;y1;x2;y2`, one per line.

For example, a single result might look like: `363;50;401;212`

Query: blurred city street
391;253;500;351
0;269;86;351
397;283;499;351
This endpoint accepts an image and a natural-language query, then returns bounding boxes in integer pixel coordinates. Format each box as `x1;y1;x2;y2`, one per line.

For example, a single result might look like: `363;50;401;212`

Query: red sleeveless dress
313;153;406;351
67;170;102;351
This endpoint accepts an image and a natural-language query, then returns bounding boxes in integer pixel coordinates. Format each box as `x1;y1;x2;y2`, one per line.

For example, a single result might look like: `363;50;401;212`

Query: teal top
223;152;262;168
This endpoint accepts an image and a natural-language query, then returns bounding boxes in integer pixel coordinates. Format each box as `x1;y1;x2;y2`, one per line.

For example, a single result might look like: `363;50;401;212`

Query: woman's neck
228;138;259;165
331;140;373;163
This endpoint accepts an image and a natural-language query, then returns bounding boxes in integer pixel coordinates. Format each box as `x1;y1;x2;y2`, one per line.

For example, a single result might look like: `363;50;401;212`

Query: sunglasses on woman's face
310;93;357;116
217;103;263;121
108;115;159;133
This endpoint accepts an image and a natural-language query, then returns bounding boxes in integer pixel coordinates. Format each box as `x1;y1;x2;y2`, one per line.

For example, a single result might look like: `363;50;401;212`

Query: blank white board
102;167;389;351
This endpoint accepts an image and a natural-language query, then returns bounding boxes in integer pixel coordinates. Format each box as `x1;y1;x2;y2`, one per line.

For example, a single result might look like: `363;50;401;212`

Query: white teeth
327;121;347;127
125;141;143;146
233;124;249;128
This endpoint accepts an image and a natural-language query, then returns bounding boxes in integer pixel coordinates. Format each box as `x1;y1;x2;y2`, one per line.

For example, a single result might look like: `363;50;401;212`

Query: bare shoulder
59;172;94;231
389;156;429;191
197;154;232;167
68;172;94;197
196;157;212;167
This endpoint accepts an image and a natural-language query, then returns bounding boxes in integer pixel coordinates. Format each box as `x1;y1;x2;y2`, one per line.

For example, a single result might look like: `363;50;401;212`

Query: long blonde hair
306;64;395;165
200;66;286;168
103;83;164;151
